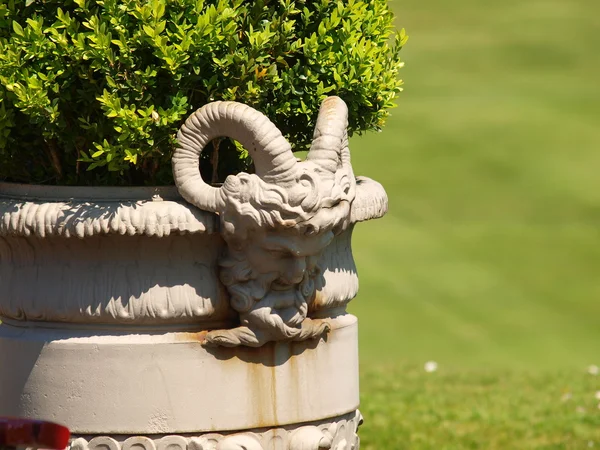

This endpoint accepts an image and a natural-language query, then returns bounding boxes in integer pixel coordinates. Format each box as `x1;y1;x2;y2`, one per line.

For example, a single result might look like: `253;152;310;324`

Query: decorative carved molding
0;98;386;333
0;229;358;325
0;198;216;239
172;97;386;347
68;411;362;450
0;177;385;240
350;177;388;224
0;234;230;325
311;227;358;314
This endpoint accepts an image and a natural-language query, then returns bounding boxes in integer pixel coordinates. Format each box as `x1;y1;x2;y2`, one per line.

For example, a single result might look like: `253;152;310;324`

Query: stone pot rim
0;181;217;238
0;181;182;202
0;176;387;238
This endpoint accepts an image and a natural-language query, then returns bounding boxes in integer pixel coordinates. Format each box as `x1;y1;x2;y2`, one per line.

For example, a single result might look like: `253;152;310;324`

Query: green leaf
143;24;155;38
12;21;24;36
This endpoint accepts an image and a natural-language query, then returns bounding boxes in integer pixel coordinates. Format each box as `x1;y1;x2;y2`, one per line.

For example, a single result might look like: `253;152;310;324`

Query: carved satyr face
213;227;334;346
245;228;333;291
240;228;333;327
173;97;356;346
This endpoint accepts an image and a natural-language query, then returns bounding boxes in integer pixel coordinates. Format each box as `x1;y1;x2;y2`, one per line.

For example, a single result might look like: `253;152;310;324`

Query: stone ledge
0;315;359;433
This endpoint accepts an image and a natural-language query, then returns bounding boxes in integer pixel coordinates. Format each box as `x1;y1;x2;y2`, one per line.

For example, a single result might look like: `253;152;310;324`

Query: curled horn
172;101;297;212
307;96;349;173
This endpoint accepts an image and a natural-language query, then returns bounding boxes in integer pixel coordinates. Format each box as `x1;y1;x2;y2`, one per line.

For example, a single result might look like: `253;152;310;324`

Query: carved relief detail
0;226;362;325
0;198;216;239
68;411;362;450
156;435;188;450
0;234;230;325
172;97;376;347
0;98;387;331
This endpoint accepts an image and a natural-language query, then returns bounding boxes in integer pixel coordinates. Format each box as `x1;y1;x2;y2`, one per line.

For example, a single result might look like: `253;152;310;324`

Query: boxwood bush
0;0;406;185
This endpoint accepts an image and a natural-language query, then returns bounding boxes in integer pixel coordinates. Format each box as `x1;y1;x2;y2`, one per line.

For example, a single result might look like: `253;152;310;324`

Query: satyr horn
307;96;349;173
172;101;297;212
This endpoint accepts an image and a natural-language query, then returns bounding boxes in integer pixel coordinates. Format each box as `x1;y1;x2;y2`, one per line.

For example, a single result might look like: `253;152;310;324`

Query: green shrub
0;0;406;186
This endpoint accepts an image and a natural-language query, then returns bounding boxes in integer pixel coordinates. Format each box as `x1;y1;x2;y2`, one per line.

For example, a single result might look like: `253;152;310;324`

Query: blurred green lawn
348;0;600;447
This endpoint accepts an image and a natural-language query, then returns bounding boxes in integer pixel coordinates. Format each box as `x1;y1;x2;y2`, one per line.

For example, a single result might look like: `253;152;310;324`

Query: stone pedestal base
0;316;360;449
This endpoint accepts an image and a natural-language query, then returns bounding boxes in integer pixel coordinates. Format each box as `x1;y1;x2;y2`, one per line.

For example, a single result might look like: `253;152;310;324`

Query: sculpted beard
219;251;318;339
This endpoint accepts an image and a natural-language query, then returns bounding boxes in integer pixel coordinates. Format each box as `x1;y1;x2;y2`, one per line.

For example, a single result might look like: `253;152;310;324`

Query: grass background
348;0;600;447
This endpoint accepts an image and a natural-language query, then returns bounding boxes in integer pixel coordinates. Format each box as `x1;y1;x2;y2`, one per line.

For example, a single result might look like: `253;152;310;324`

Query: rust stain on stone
311;289;328;310
173;327;328;430
270;354;278;426
174;330;209;343
243;342;279;428
311;317;331;331
288;341;300;422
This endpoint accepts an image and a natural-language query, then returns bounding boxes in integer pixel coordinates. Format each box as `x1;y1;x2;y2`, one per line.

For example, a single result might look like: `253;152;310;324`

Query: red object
0;417;70;449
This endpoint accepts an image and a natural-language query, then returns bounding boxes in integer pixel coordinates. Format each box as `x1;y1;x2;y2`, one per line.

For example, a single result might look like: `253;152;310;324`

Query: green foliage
0;0;406;185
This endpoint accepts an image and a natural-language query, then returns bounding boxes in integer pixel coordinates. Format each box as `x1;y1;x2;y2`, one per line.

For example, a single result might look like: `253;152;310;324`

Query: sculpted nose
286;257;307;284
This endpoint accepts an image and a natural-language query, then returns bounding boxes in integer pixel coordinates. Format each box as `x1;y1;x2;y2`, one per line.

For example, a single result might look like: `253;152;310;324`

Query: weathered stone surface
0;97;387;449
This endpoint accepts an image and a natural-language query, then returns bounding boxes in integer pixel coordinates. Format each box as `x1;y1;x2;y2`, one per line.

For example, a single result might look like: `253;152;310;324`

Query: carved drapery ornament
172;97;372;347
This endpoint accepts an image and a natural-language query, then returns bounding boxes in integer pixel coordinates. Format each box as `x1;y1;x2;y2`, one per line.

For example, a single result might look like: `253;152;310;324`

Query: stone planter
0;97;387;450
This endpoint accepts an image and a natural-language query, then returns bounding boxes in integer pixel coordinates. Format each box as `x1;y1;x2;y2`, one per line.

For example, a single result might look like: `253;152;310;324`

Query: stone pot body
0;97;387;450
